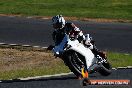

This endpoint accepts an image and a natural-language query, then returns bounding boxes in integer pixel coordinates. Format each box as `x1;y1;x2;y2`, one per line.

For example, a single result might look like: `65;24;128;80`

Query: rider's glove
52;46;60;54
47;45;54;50
52;48;63;58
52;47;60;57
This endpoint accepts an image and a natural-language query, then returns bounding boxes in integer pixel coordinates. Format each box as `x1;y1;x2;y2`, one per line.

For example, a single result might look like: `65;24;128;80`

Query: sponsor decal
89;79;130;85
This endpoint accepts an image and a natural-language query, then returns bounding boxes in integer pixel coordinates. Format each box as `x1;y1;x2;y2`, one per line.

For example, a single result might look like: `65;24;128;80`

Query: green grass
108;52;132;68
0;0;132;20
0;48;70;80
0;62;70;80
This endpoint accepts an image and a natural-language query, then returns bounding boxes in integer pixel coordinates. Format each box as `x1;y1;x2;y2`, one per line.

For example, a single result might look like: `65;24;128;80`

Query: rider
51;15;106;58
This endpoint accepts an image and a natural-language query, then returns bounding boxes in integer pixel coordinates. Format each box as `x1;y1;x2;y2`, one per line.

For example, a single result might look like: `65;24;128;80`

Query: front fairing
66;38;97;70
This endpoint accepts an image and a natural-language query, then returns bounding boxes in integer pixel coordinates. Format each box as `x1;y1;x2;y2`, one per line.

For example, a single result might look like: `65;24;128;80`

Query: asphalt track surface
0;16;132;88
0;16;132;53
0;69;131;88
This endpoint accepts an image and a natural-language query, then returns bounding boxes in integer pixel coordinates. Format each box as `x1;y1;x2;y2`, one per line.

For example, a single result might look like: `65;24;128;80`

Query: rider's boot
83;39;106;59
98;51;107;59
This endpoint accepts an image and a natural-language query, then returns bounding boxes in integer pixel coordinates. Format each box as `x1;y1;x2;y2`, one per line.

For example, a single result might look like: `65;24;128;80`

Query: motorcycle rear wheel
98;61;112;76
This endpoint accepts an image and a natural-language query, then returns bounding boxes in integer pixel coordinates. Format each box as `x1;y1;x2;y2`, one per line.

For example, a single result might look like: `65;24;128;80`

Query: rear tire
98;62;112;76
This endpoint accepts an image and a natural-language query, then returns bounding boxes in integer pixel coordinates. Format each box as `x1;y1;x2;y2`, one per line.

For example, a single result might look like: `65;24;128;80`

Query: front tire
63;51;86;78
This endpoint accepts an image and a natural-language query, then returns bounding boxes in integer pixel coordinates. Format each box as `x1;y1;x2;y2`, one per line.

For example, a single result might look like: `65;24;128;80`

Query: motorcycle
50;34;112;78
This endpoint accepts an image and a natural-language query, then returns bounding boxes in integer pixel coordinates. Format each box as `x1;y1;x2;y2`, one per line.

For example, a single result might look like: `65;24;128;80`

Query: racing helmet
52;15;65;29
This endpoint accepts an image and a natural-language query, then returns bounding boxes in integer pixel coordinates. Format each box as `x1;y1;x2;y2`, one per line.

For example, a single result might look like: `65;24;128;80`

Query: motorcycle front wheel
63;51;86;78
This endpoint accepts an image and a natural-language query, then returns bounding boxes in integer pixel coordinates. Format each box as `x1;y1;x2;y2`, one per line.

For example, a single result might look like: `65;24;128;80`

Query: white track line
22;45;31;47
14;67;132;81
32;46;41;48
127;66;132;68
0;43;6;45
9;44;18;46
19;72;73;80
